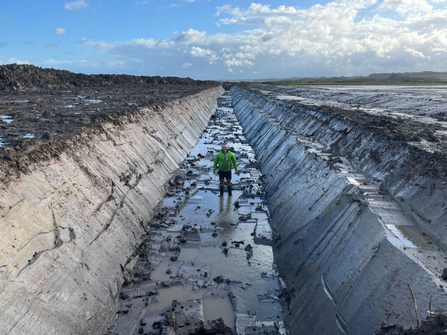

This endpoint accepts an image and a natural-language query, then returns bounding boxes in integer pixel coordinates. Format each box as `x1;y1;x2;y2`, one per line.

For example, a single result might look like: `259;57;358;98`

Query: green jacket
213;151;238;172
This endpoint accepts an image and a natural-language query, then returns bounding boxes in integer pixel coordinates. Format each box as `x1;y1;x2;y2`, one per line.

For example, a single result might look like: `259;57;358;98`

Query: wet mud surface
376;314;447;335
243;83;447;160
0;64;218;182
104;91;288;335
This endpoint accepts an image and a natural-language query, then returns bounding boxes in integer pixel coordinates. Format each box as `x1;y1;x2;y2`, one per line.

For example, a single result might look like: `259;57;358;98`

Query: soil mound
0;65;220;183
0;64;215;93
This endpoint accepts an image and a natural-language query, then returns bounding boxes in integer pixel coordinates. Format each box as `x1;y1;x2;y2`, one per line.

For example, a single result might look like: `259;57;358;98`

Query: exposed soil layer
230;85;447;334
0;64;219;182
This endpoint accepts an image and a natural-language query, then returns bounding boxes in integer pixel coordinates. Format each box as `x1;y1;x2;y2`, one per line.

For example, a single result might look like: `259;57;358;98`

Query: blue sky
1;0;446;80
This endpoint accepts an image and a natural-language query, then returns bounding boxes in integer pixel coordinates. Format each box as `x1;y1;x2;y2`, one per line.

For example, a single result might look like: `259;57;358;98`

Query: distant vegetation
239;71;447;85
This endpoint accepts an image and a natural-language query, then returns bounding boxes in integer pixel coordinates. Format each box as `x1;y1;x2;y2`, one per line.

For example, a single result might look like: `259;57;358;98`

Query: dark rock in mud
136;239;152;260
196;317;236;335
152;320;162;329
376;314;447;334
213;275;226;284
442;268;447;280
119;292;129;300
213;275;241;285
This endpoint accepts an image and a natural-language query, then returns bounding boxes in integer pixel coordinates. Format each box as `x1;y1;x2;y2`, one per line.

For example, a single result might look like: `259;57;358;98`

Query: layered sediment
231;84;447;334
0;71;223;334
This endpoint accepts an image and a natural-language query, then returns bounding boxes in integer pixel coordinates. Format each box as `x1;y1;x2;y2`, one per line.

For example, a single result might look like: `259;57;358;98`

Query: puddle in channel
203;295;235;330
105;90;288;335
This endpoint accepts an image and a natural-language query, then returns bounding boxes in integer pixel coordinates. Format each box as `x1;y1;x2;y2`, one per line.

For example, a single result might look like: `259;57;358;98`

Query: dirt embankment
0;64;216;93
237;83;447;180
0;64;220;183
232;84;447;335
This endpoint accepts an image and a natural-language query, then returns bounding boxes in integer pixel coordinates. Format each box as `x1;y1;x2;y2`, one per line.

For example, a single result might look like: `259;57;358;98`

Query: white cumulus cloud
81;0;447;79
65;0;88;10
190;47;219;63
7;58;30;65
378;0;432;13
175;29;208;44
55;28;67;36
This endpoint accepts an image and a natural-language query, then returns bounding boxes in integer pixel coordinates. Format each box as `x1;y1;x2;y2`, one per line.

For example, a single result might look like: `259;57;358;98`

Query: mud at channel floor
104;91;288;335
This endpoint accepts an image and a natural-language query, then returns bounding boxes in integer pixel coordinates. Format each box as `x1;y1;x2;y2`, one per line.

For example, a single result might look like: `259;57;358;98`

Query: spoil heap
0;65;219;182
0;66;223;335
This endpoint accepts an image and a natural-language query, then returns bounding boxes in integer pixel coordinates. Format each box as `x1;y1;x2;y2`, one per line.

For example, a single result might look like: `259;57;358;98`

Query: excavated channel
104;90;288;335
230;84;447;335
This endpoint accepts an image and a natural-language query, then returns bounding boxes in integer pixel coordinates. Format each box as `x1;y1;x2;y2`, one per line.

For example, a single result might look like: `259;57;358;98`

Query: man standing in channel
213;143;238;197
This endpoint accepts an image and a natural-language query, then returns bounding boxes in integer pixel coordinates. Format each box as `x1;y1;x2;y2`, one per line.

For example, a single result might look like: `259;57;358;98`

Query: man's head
222;143;229;153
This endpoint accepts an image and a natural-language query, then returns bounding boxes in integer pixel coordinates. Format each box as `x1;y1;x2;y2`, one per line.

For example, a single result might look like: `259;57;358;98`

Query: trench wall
231;86;447;334
0;86;224;335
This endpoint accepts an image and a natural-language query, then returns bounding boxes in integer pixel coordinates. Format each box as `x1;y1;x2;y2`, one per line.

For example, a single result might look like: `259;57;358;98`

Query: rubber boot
228;186;232;196
219;186;224;197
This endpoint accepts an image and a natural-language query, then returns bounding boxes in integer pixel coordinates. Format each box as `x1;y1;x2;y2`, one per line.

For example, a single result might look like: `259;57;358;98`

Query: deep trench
229;84;447;335
105;90;288;335
105;85;447;335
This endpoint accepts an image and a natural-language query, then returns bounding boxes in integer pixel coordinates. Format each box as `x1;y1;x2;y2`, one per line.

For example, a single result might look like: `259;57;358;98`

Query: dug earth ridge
0;64;218;183
0;65;223;335
231;84;447;334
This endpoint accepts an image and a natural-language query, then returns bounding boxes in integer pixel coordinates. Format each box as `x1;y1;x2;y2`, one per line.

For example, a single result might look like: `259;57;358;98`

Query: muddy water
105;91;288;335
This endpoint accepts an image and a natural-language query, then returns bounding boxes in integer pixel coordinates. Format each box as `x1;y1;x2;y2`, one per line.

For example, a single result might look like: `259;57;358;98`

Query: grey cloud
262;34;276;42
44;42;61;49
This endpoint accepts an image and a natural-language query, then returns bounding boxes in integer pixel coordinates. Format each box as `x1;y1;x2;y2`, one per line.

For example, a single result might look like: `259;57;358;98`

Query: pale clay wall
0;86;224;335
